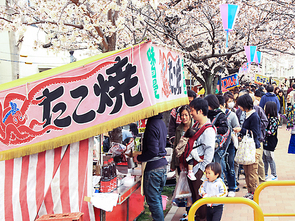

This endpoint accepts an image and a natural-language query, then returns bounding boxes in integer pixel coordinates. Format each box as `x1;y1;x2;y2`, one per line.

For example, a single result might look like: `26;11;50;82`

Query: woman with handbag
233;94;262;200
171;105;193;181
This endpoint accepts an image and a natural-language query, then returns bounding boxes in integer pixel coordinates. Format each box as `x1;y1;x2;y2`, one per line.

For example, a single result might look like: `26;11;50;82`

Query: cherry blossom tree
131;0;295;94
0;0;163;53
0;0;162;143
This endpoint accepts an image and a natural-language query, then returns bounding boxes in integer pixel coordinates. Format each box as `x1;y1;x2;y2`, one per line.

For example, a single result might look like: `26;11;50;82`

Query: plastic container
108;159;113;191
123;174;134;187
162;195;168;210
100;161;110;193
111;158;117;189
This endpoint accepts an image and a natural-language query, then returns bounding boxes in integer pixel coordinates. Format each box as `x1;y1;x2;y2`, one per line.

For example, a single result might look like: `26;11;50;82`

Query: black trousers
206;205;223;221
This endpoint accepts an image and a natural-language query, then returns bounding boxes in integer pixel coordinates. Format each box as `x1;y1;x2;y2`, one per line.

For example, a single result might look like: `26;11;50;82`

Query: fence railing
188;197;264;221
188;180;295;221
253;180;295;219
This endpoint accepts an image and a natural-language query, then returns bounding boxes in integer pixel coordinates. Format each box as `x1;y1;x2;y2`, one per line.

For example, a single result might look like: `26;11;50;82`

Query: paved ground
165;124;295;221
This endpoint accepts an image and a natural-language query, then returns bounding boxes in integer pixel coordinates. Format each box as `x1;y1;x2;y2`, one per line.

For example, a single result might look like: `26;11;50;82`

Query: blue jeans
213;149;226;181
143;166;167;221
223;142;237;191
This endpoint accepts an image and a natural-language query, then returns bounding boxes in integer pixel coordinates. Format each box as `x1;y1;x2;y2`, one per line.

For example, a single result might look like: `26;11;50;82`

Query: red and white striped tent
0;42;188;220
0;139;95;221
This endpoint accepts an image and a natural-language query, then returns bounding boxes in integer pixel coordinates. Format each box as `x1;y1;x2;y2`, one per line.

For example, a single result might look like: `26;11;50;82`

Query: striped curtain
0;138;95;221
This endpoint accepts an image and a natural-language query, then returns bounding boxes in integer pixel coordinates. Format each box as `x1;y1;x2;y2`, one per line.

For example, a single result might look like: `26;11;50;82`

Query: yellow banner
254;74;269;85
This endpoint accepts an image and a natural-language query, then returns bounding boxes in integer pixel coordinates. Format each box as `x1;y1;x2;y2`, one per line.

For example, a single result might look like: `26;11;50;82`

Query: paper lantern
254;51;262;72
244;46;257;63
219;4;240;47
254;51;261;64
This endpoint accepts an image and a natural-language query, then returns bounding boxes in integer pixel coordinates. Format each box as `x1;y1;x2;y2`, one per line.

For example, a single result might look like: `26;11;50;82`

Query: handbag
234;130;256;165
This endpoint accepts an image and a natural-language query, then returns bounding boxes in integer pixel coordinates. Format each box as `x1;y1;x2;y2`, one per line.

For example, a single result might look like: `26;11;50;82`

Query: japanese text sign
0;41;188;160
255;74;269;85
221;74;239;89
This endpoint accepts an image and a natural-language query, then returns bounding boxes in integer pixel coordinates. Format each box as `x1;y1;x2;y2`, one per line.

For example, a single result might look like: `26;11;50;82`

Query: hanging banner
244;46;257;63
219;4;240;48
0;41;188;160
221;74;239;90
255;74;269;85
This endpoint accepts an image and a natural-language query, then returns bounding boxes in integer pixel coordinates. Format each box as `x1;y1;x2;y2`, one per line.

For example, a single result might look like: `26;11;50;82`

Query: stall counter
94;173;144;221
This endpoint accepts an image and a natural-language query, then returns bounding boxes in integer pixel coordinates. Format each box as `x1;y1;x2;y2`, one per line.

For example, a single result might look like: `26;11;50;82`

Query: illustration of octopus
0;61;115;146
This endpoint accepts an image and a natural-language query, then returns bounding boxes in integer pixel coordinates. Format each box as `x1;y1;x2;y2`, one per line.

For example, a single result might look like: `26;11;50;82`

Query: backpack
180;124;213;167
212;112;231;152
286;104;295;129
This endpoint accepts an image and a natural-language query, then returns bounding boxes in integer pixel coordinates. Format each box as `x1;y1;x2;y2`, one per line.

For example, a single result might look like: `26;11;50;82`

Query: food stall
0;41;188;220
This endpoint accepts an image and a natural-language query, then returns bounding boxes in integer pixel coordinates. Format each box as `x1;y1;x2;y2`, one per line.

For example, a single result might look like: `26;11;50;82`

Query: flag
0;138;95;221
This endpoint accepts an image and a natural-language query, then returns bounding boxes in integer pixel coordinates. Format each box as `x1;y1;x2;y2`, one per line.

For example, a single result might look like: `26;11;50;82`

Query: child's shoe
227;191;235;197
187;171;196;181
243;192;254;200
266;175;278;181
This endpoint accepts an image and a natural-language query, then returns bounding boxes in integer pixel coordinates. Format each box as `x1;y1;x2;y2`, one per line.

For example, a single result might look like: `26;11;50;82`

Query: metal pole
219;75;222;94
190;72;192;89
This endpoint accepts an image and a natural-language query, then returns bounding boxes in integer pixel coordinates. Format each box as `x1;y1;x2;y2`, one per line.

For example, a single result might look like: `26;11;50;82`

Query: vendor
134;113;167;221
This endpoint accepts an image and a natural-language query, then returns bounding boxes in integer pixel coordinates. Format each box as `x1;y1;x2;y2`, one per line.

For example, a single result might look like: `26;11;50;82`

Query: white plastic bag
172;171;192;200
231;133;239;149
234;130;256;165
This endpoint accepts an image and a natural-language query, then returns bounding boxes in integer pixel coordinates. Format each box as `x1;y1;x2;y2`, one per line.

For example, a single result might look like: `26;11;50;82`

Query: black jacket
137;113;168;171
207;109;228;135
236;106;268;142
240;112;261;149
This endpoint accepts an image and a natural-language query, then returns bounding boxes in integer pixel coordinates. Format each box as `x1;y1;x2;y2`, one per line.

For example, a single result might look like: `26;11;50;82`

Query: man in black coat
134;113;167;221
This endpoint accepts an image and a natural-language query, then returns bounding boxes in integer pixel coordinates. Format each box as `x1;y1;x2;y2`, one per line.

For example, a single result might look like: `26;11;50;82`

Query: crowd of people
133;81;295;221
168;82;294;221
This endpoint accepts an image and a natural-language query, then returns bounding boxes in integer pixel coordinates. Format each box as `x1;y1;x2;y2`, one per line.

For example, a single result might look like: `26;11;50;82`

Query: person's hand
233;127;241;133
133;154;139;163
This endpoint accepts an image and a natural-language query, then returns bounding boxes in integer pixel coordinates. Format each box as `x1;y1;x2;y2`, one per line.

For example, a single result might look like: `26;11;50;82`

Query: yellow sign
254;74;269;85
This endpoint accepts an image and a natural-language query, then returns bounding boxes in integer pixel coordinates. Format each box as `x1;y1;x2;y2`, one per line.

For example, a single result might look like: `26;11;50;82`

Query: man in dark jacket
134;113;167;221
259;84;280;115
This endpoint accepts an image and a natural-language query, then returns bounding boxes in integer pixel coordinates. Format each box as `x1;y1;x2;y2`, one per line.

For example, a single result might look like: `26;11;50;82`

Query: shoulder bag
234;130;256;165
